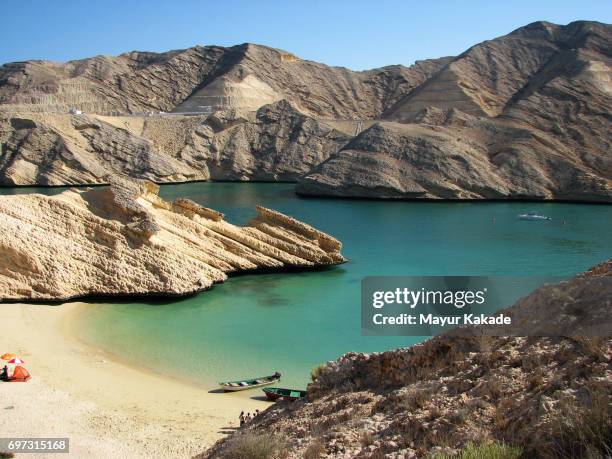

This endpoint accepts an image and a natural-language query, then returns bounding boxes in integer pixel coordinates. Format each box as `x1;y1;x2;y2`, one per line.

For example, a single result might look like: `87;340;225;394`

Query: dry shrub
447;378;474;396
360;430;375;447
573;336;608;360
424;428;455;449
319;409;355;429
493;397;514;431
303;440;325;459
466;397;489;411
527;367;545;390
478;335;495;353
449;408;469;426
312;395;350;417
426;405;443;421
545;386;612;458
478;376;503;401
310;363;327;382
220;432;287;459
354;393;375;404
401;387;430;411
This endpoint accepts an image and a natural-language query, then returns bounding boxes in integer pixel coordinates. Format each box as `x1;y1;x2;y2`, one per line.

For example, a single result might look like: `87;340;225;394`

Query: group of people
239;409;260;427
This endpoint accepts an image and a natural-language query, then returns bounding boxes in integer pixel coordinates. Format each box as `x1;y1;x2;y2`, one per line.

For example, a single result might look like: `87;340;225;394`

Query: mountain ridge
0;20;610;201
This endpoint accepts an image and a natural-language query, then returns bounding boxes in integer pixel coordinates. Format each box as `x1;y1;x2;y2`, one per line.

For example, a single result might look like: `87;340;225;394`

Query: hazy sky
2;0;610;69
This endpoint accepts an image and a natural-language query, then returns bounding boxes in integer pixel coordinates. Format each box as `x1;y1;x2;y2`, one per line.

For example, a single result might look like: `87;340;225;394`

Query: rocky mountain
0;43;448;119
203;261;612;458
0;101;350;185
297;21;612;201
0;21;610;201
0;178;345;301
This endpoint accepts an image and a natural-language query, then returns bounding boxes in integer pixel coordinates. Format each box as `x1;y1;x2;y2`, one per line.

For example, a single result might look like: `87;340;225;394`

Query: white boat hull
219;378;279;391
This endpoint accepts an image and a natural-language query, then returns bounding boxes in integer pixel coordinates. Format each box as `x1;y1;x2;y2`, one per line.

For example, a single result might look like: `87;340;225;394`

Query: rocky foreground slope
0;21;610;201
0;179;345;301
204;262;611;458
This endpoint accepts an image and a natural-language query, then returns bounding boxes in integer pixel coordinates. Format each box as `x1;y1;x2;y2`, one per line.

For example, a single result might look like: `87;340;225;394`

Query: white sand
0;302;268;458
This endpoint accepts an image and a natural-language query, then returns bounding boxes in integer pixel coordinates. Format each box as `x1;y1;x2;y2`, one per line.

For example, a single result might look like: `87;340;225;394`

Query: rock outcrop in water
0;178;345;301
203;261;612;458
0;21;610;201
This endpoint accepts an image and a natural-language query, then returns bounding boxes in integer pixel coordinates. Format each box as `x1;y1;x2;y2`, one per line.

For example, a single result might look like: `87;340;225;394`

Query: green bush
433;441;522;459
221;432;287;459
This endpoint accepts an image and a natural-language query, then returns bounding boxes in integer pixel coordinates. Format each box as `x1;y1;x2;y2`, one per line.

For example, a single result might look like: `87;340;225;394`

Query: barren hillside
0;21;610;201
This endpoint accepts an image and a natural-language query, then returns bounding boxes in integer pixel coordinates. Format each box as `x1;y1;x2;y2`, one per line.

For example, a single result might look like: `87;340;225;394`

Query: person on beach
0;365;7;381
245;413;252;423
255;409;260;417
239;411;245;427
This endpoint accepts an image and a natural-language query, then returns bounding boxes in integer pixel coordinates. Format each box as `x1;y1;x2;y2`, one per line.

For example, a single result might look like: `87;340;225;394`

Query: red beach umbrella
8;358;24;364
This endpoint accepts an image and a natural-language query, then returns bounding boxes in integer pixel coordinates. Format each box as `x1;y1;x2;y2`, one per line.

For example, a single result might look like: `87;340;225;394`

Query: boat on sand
263;387;307;401
219;372;281;391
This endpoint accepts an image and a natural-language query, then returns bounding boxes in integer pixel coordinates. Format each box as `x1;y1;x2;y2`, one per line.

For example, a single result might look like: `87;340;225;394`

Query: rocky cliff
297;21;612;201
1;21;610;201
203;261;611;458
296;113;611;201
0;178;345;301
0;101;350;185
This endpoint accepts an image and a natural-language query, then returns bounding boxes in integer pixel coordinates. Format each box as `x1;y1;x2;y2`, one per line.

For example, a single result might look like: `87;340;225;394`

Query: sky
1;0;610;70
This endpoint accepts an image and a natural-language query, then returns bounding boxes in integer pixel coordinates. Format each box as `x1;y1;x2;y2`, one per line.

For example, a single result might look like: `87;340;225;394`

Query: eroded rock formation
0;101;350;185
0;21;610;201
0;43;448;119
298;21;612;201
0;178;345;301
296;115;611;201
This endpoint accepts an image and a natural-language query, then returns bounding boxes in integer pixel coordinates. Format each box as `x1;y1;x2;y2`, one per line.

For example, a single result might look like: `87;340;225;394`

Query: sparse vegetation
302;440;325;459
310;363;326;382
547;386;612;459
360;430;375;447
0;453;15;459
401;387;430;410
220;432;287;459
432;441;522;459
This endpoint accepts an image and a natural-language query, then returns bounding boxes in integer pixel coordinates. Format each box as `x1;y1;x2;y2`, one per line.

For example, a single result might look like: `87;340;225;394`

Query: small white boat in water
518;211;551;221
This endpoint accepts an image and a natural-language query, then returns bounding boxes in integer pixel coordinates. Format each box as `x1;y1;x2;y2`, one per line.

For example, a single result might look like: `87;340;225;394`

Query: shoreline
0;182;609;205
0;302;268;458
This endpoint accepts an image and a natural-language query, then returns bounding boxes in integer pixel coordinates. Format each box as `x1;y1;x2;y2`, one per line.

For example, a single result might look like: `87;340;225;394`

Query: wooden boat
263;387;307;401
219;373;281;392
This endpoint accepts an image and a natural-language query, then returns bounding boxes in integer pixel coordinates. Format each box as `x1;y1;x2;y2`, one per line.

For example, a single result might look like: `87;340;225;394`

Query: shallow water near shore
6;183;611;389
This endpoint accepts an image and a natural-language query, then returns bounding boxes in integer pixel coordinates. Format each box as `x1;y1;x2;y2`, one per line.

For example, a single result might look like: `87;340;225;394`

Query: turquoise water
4;183;610;388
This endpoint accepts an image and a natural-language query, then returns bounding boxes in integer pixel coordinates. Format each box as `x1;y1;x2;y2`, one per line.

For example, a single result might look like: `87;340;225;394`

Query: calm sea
3;183;610;388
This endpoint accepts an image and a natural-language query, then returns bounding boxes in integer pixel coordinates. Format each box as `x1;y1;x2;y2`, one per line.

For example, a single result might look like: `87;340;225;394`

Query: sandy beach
0;302;268;458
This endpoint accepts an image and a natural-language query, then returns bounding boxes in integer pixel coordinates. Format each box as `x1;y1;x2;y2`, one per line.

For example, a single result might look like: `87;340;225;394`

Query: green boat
219;372;281;391
263;387;307;401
